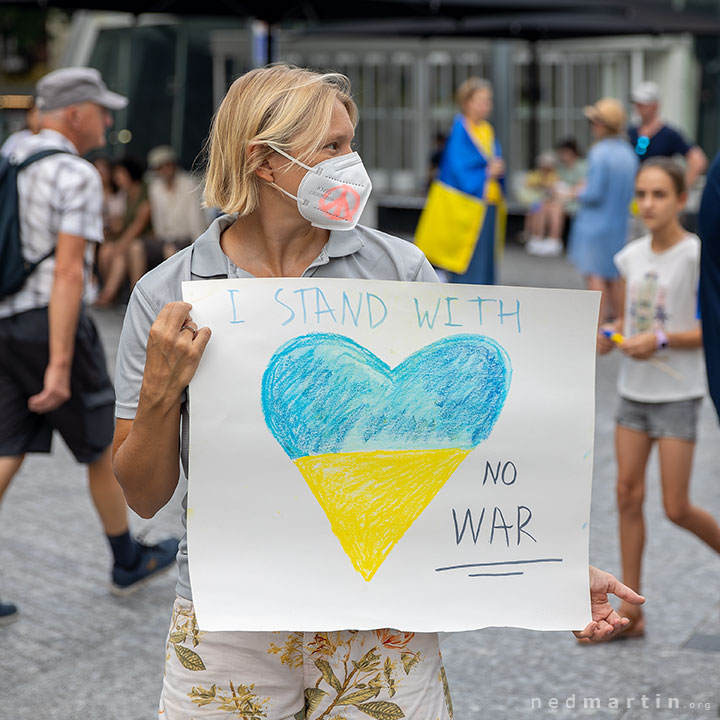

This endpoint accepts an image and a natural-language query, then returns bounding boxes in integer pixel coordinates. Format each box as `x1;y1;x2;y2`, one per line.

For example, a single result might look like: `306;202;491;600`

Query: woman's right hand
139;301;212;408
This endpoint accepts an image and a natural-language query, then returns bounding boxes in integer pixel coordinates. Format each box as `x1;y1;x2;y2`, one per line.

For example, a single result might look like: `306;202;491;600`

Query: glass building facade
57;11;717;202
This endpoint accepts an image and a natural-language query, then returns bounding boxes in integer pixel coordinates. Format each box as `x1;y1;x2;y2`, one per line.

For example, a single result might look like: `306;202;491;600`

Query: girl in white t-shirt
597;157;720;640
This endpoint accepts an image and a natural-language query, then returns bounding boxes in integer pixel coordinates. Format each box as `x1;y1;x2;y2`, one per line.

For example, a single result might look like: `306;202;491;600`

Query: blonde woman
568;98;638;323
416;78;506;284
111;65;643;719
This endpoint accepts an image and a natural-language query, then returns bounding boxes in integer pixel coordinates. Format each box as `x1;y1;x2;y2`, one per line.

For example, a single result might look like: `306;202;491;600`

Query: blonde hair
456;77;492;110
204;64;358;216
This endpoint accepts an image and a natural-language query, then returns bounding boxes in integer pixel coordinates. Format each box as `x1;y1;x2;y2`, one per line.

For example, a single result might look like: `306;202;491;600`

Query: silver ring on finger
180;324;198;340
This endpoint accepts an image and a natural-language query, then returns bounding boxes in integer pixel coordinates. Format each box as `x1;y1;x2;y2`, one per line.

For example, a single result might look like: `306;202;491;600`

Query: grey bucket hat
36;67;128;112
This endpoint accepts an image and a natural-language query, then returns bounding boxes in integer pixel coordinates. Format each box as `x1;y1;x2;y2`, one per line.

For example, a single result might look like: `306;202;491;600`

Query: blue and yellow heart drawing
262;333;512;580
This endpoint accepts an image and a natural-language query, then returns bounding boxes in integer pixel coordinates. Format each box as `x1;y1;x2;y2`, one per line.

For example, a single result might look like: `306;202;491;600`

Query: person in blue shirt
628;81;707;190
568;98;638;324
698;152;720;421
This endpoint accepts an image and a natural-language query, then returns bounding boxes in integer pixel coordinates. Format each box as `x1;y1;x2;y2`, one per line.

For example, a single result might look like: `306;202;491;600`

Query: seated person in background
427;131;447;189
133;145;209;277
95;156;152;306
524;152;564;257
91;154;126;242
554;137;587;215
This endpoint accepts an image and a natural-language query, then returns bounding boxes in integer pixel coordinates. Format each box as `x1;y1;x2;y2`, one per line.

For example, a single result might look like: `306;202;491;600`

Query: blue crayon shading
261;333;512;460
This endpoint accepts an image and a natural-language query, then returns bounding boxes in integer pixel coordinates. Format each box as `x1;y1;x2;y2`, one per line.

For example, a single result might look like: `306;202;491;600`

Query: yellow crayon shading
295;448;470;581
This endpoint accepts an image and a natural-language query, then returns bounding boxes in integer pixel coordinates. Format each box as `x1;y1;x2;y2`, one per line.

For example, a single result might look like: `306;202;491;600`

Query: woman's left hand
573;566;645;642
620;332;657;360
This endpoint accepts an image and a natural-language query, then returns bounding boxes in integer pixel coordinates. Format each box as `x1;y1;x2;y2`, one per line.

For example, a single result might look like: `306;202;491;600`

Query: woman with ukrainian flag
415;77;507;285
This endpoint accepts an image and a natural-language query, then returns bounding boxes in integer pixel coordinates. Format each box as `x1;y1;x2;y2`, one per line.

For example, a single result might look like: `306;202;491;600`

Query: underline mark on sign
468;571;525;577
435;557;564;573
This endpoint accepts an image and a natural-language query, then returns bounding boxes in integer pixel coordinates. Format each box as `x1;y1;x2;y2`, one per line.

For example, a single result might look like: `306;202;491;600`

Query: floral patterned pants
159;596;454;720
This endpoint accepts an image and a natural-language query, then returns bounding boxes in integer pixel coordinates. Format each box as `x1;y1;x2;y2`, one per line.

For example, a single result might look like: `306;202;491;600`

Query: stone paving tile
684;634;720;652
1;246;718;719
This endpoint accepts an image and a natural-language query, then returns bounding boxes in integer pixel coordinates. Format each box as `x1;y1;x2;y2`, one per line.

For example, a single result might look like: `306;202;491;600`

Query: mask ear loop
262;143;313;206
266;143;317;173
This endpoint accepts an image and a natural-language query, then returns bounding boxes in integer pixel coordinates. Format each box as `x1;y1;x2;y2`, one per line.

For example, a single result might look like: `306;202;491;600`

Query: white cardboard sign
183;278;599;632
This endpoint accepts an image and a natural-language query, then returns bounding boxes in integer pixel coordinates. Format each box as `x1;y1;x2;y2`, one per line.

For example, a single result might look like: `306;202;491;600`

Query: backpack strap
17;148;73;272
16;148;69;171
27;246;57;271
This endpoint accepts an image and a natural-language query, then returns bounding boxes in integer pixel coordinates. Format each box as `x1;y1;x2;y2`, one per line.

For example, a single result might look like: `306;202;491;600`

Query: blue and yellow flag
416;116;506;274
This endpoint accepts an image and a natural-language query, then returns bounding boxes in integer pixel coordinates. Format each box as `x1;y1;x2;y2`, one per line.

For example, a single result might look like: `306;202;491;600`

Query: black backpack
0;148;69;300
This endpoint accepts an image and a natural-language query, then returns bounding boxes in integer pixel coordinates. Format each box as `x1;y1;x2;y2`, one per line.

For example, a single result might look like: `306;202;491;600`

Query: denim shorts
616;396;702;442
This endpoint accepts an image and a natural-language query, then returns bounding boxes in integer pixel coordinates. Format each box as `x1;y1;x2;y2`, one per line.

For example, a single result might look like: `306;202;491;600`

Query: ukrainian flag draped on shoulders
415;114;507;277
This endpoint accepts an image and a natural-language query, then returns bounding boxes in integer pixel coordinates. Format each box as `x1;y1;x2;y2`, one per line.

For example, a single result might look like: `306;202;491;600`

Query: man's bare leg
87;447;128;536
0;455;24;619
0;456;24;502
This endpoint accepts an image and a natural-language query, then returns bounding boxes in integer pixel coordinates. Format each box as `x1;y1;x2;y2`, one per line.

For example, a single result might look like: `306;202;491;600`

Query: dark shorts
0;307;115;463
616;396;702;443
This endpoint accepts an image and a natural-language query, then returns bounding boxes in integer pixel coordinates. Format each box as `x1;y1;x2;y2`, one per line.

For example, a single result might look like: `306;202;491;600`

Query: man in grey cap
628;80;707;189
0;67;178;625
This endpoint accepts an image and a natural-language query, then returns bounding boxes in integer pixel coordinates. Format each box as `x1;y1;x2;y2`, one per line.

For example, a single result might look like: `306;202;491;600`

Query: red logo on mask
318;185;361;222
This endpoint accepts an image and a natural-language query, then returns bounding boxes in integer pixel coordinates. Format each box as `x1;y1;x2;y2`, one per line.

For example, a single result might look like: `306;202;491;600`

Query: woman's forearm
113;302;211;517
112;398;182;518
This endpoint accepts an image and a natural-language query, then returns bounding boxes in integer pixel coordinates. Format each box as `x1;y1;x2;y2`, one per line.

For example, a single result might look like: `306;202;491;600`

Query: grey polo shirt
115;213;437;600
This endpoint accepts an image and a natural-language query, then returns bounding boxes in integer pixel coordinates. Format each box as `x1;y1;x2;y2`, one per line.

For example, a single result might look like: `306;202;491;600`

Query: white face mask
266;143;372;231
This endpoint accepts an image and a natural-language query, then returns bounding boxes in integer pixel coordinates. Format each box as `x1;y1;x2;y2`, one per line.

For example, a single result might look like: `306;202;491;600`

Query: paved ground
0;245;718;719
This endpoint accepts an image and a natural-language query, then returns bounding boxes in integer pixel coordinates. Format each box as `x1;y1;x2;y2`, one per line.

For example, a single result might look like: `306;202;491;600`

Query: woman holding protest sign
111;65;643;719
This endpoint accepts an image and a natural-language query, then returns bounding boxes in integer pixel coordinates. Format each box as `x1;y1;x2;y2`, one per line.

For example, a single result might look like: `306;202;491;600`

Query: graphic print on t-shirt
629;270;669;334
615;234;705;402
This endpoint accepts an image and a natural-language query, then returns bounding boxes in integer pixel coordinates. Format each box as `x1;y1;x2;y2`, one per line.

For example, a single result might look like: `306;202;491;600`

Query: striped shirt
0;129;104;319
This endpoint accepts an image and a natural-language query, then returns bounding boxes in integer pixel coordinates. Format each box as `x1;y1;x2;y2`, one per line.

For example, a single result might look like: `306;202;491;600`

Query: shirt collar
325;227;365;258
37;128;80;155
190;213;236;278
190;214;367;278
